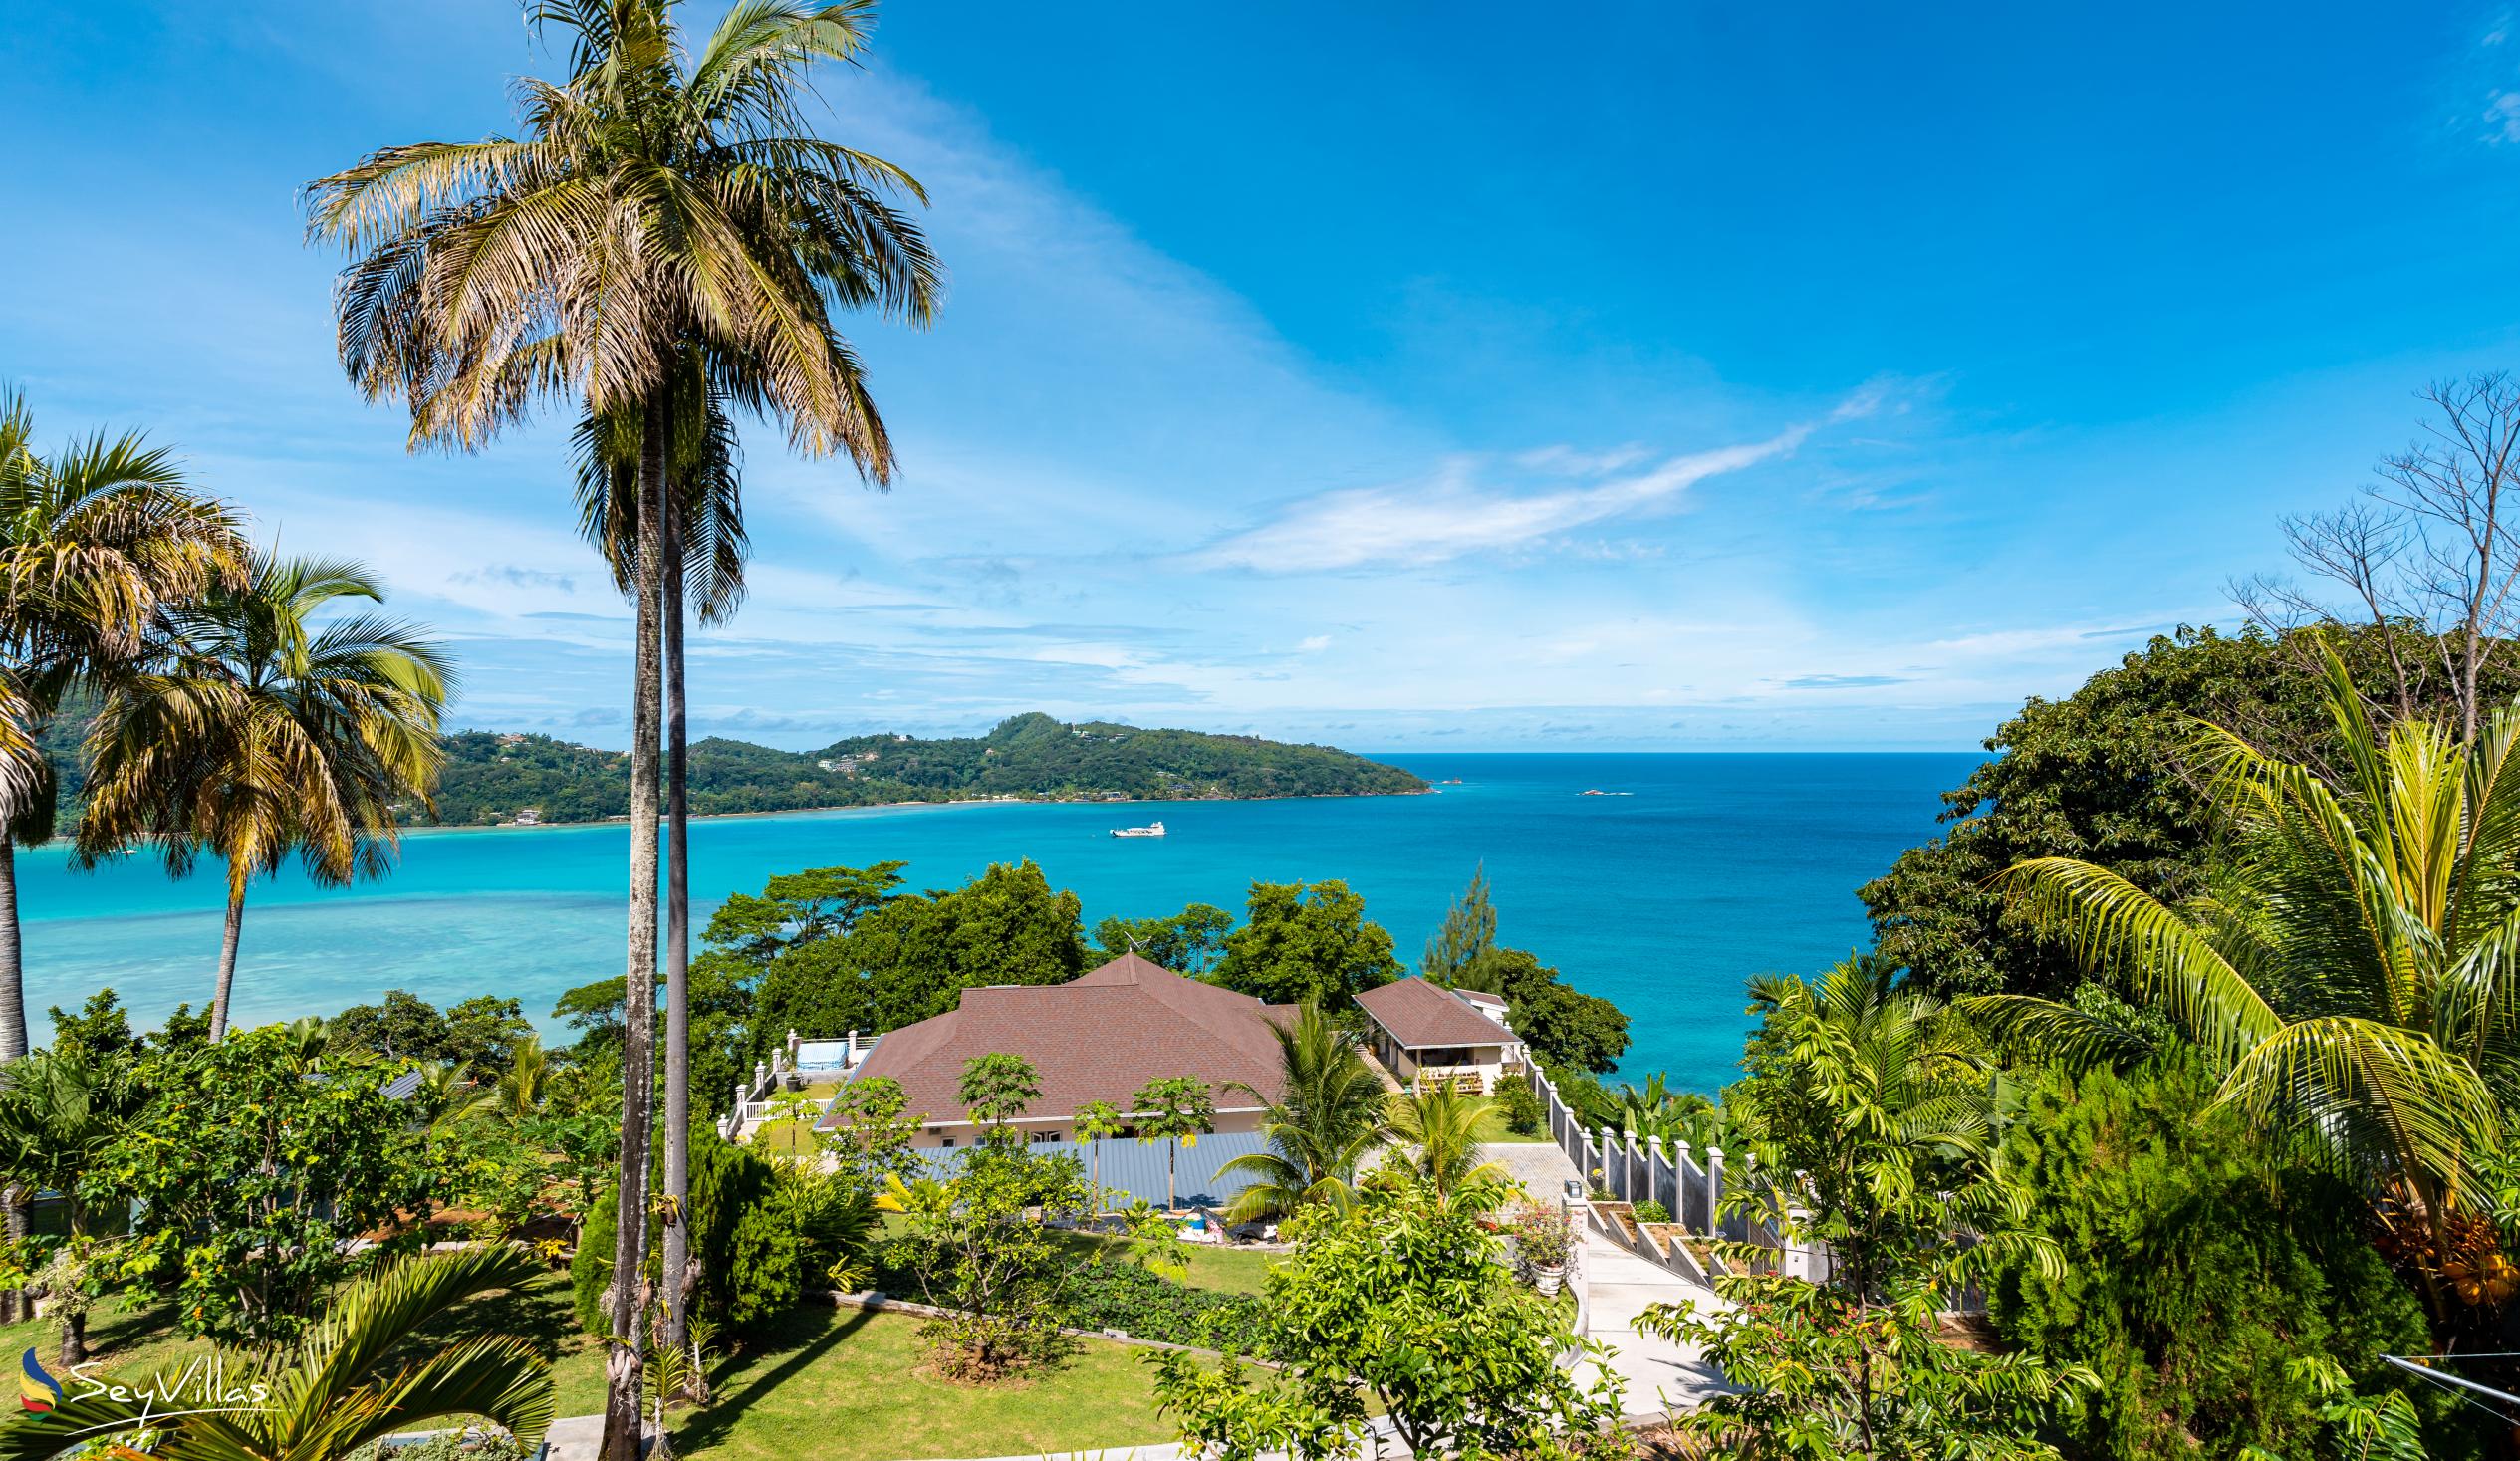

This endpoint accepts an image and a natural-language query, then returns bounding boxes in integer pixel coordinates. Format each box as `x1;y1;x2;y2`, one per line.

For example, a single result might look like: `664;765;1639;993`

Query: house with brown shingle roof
819;952;1290;1149
1355;976;1526;1094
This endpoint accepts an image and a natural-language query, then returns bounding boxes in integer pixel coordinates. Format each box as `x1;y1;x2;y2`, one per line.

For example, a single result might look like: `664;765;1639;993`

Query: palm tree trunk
0;840;26;1063
660;457;694;1388
0;841;24;1323
209;878;247;1041
600;401;666;1461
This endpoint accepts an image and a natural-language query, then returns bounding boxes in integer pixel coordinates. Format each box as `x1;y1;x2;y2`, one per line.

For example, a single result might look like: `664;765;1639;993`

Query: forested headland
418;712;1418;826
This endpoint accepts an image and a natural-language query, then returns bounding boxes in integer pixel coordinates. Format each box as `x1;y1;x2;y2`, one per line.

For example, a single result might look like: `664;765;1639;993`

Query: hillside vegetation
425;712;1424;826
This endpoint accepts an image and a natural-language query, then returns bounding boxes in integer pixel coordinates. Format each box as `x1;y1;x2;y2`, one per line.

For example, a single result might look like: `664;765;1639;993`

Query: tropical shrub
880;1143;1089;1379
103;1025;437;1344
1631;1199;1670;1226
1990;1058;2445;1459
1147;1173;1624;1460
1062;1260;1264;1349
1493;1074;1546;1137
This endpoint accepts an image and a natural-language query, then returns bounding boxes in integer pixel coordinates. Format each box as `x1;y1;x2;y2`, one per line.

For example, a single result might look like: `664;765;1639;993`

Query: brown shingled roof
1356;976;1517;1049
824;954;1287;1129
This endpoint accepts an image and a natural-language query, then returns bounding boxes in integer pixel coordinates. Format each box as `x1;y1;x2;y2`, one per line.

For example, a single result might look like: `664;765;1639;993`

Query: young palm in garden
306;0;939;1443
77;552;450;1039
1988;642;2520;1329
1219;1004;1388;1223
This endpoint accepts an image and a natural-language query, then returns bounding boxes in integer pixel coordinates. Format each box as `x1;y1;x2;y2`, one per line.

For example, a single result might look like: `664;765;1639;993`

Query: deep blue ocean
13;752;1977;1094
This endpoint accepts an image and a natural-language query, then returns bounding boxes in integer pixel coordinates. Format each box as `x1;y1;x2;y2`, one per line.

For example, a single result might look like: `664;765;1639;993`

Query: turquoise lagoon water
14;752;1977;1093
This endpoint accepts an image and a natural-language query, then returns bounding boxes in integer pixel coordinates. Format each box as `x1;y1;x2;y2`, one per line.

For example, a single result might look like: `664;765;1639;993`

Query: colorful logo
16;1349;60;1413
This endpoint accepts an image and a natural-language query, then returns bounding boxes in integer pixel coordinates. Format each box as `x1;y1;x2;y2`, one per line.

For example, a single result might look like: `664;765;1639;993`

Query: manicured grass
668;1307;1181;1461
1473;1106;1550;1144
1053;1232;1277;1295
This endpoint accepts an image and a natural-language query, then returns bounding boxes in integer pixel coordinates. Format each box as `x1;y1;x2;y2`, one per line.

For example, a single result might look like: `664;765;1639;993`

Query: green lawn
1473;1106;1550;1144
667;1308;1180;1461
1053;1232;1277;1295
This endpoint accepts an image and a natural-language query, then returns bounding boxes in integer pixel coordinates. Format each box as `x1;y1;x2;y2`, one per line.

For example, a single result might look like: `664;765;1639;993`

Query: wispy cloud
1782;673;1909;689
1189;420;1831;575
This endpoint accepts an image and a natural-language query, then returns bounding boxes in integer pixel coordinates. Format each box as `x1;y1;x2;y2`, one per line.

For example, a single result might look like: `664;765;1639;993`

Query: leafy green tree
705;860;906;966
756;859;1087;1039
1149;1173;1624;1460
1383;1087;1506;1211
44;988;142;1066
1075;1099;1127;1213
959;1052;1042;1145
102;1024;437;1344
1213;880;1402;1010
0;1245;555;1461
1862;623;2520;1000
1989;645;2520;1327
0;391;244;1062
1990;1058;2441;1460
879;1144;1088;1379
819;1075;923;1189
1132;1076;1217;1211
1095;901;1234;974
0;1048;134;1363
78;552;451;1039
331;989;531;1072
1219;1005;1387;1224
1489;947;1630;1073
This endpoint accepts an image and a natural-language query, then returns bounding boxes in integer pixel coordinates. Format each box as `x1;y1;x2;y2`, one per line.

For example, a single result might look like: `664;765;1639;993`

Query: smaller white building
1356;976;1526;1095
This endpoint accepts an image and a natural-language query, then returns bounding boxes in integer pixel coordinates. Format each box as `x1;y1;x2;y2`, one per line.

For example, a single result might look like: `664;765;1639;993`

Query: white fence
718;1029;883;1141
1525;1064;1830;1283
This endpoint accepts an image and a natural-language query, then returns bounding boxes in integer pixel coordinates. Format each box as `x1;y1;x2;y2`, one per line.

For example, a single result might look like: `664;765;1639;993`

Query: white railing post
1706;1146;1726;1239
1672;1142;1695;1230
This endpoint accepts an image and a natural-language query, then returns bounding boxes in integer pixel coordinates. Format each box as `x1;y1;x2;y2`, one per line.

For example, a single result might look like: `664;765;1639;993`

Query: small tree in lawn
1147;1170;1623;1460
1133;1077;1216;1213
1075;1099;1126;1214
959;1053;1041;1149
879;1143;1087;1381
819;1074;924;1190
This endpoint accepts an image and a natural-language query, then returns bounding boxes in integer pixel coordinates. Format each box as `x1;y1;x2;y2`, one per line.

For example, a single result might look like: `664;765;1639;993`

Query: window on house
1030;1130;1061;1145
938;1136;955;1148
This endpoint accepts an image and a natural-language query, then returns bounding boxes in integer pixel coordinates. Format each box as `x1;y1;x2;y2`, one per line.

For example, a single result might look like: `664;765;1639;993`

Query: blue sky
9;3;2520;751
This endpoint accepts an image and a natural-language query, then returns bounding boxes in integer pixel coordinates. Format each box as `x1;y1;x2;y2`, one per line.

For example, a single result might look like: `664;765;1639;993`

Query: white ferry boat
1111;820;1167;838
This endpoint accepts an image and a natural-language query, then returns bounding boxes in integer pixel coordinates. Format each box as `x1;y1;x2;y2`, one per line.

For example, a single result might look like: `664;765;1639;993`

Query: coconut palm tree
1985;643;2520;1323
1219;1005;1389;1224
307;4;939;1433
0;1244;554;1461
0;391;243;1060
76;553;450;1039
1384;1086;1509;1211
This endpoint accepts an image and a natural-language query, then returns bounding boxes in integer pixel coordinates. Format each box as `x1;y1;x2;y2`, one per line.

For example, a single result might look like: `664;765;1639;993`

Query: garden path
1576;1218;1733;1418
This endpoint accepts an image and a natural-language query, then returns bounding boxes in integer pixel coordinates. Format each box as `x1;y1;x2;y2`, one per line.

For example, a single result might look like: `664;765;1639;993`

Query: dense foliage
1989;1059;2440;1459
1061;1258;1262;1348
1862;623;2520;999
421;712;1425;826
1211;880;1403;1009
104;1025;438;1344
1148;1172;1623;1461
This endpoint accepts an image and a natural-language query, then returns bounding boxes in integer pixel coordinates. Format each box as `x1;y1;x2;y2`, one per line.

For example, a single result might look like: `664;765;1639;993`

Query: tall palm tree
1220;1004;1389;1224
307;5;939;1436
0;1244;555;1461
1384;1086;1509;1211
1075;1098;1125;1214
0;391;243;1059
1986;644;2520;1323
77;553;450;1039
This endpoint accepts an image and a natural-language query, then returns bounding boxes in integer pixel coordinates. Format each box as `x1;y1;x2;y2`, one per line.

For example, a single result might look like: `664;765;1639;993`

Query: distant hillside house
821;953;1291;1149
1357;977;1526;1095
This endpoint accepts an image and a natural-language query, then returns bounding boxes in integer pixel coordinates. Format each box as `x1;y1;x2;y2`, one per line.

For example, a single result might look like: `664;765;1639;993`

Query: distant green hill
424;712;1426;826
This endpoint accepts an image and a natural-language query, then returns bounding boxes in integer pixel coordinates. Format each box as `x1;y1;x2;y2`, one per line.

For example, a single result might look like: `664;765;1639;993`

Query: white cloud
1189;424;1822;574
